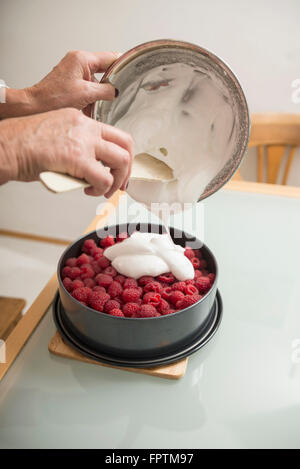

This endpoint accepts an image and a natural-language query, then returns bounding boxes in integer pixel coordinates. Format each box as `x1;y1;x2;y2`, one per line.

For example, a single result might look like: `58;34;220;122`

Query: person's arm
0;122;17;184
0;88;36;119
0;50;119;119
0;108;133;197
0;50;133;196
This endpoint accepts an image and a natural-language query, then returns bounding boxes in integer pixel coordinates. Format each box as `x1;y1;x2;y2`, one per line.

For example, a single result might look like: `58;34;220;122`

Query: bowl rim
92;38;250;202
57;224;219;322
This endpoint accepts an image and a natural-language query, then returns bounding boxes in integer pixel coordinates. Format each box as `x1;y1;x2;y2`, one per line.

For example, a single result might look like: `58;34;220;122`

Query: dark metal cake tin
53;289;222;368
57;223;219;360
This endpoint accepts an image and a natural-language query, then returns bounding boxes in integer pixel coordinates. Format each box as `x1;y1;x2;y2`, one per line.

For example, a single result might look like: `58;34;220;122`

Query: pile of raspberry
61;232;216;318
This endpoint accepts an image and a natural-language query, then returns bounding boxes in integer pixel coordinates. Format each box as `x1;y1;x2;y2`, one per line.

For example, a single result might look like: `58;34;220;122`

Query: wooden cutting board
48;331;188;380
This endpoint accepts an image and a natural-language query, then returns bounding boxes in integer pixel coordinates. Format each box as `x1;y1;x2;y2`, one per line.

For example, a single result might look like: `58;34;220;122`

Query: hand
0;50;120;118
29;50;120;116
0;108;133;197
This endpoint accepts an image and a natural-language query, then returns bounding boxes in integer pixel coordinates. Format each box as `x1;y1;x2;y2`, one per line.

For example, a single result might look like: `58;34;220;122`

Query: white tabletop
0;188;300;449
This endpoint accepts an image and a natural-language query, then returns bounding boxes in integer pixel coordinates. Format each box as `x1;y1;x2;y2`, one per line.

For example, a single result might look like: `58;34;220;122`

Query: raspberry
91;247;104;258
103;266;117;277
93;286;106;293
100;235;115;248
122;288;141;303
79;264;93;276
91;260;101;275
63;277;73;292
144;281;163;294
191;257;200;269
158;282;169;289
88;290;110;312
169;290;185;305
184;248;194;260
116;232;129;242
184;284;198;296
195;276;211;293
138;276;155;286
82;238;96;254
162;308;176;316
95;273;114;288
72;279;85;290
109;308;124;317
83;278;96;289
92;248;104;260
199;259;208;269
76;253;91;267
62;266;72;278
143;292;161;307
193;249;203;259
156;272;175;284
194;270;202;278
171;281;186;292
108;281;123;298
123;302;140;318
97;256;111;269
65;257;78;267
157;298;170;314
115;274;126;285
69;267;81;280
113;295;123;305
138;304;160;318
123;277;138;289
161;286;172;300
176;294;201;310
104;299;121;313
80;263;95;280
72;287;91;303
185;279;195;285
208;273;216;284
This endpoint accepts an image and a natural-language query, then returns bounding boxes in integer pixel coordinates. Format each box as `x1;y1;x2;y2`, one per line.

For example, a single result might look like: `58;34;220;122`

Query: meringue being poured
111;62;237;207
104;231;194;281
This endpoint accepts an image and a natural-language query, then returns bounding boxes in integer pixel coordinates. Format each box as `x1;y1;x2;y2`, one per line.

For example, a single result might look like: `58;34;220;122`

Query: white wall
0;0;299;238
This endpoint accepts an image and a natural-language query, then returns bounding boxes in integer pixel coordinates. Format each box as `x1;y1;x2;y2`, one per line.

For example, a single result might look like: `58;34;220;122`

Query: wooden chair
233;113;300;184
0;297;25;340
